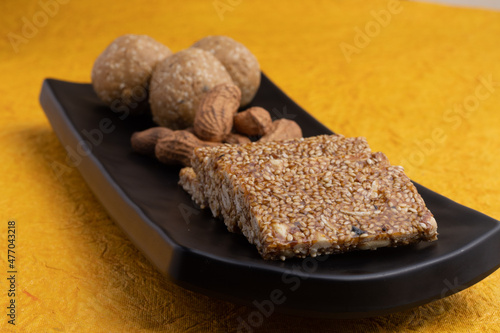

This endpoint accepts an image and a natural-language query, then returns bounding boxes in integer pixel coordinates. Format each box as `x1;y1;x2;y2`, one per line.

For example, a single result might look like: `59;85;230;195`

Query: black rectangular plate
39;74;500;318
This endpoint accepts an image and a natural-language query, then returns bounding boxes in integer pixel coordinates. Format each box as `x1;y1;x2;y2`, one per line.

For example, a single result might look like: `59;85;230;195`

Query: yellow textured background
1;0;500;331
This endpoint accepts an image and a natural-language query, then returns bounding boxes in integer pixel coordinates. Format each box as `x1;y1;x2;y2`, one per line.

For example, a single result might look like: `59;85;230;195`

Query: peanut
131;127;173;156
223;132;252;145
233;107;273;136
155;130;220;166
259;119;302;143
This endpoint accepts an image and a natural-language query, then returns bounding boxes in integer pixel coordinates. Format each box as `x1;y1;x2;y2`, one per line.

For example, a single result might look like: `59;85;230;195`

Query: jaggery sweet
179;133;367;212
191;36;261;106
179;134;438;260
231;154;436;260
149;48;233;130
191;135;371;232
91;34;172;114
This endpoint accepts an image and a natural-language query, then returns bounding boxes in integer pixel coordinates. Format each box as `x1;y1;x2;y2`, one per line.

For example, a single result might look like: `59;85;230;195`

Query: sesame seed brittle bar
190;135;371;232
179;135;437;260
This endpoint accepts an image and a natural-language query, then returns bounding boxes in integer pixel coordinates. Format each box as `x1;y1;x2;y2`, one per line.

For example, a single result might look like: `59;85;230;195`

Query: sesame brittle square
179;135;437;260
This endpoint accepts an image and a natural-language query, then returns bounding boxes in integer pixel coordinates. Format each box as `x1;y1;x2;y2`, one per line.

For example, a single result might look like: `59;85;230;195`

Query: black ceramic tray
39;74;500;318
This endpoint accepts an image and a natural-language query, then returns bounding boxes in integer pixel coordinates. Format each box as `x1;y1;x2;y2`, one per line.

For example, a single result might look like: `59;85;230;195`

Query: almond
193;83;241;142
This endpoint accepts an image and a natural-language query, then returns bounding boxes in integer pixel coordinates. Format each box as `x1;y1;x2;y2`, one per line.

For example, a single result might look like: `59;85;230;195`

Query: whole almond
155;130;219;166
259;119;302;143
193;83;241;142
233;107;273;136
131;127;174;156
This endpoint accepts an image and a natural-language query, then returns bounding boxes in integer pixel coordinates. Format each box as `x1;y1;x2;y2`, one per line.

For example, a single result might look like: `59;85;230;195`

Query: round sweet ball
91;34;172;115
149;48;233;130
191;36;260;106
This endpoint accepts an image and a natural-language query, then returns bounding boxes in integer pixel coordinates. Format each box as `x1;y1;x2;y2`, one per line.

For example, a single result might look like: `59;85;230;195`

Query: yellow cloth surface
1;0;500;331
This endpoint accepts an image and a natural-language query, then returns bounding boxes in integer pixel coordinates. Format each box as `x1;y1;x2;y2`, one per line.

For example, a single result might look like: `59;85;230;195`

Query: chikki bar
179;135;437;260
